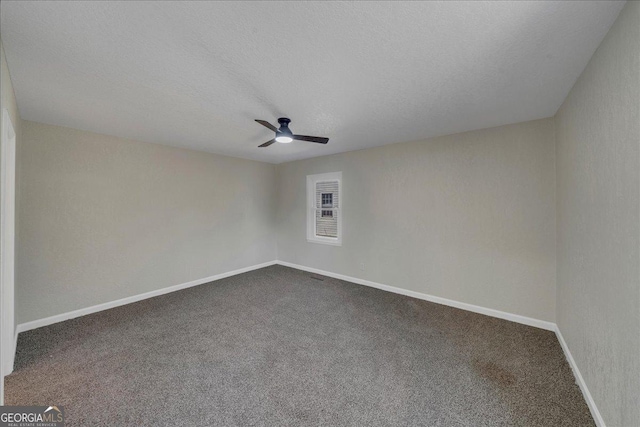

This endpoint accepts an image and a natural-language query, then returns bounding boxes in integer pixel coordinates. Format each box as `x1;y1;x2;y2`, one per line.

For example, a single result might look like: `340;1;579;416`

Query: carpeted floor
5;265;593;426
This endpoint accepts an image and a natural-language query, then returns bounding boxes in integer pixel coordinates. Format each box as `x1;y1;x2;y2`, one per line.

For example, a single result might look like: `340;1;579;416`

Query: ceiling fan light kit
275;135;293;143
255;117;329;148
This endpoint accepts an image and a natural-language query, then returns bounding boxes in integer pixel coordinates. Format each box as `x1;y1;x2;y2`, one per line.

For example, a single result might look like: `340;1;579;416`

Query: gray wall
555;1;640;426
277;119;557;322
17;121;277;324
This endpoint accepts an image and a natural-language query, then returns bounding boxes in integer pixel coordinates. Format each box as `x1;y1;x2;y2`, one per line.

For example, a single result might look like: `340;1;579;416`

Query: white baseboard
15;260;277;334
276;261;556;331
554;326;605;427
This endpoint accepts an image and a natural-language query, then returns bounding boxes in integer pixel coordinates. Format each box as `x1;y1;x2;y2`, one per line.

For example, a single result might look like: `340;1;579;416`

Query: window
321;193;334;217
307;172;342;246
322;193;333;208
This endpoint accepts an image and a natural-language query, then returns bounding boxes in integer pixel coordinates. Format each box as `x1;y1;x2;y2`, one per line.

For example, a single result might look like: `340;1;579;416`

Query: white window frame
307;172;342;246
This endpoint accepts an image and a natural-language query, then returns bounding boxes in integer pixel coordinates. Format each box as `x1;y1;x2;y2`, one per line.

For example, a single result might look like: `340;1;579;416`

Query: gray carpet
5;265;593;426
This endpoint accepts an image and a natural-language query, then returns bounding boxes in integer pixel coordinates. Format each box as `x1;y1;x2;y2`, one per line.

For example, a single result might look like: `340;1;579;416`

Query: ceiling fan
255;118;329;147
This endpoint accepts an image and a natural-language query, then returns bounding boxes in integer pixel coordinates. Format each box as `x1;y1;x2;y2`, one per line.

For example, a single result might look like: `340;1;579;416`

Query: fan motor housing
277;117;292;135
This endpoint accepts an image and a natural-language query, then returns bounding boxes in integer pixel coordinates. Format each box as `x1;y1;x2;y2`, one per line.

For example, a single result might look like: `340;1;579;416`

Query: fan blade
258;139;276;148
255;119;278;133
293;135;329;144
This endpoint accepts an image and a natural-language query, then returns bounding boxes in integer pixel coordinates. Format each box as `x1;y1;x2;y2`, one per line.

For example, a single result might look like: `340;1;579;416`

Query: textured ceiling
0;1;625;163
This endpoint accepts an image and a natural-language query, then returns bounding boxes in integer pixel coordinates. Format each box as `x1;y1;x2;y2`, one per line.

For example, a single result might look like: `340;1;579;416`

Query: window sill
307;237;342;247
